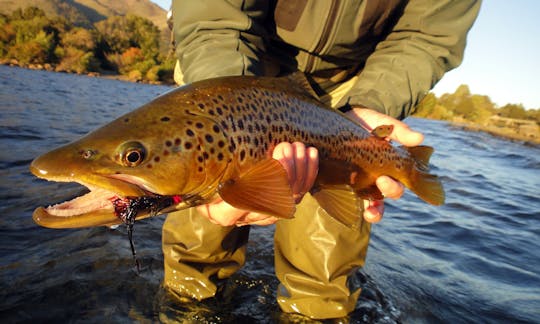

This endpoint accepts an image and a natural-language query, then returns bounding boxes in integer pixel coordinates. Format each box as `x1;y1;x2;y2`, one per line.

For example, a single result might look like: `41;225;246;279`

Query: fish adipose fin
371;124;394;139
218;159;296;219
311;185;363;228
403;146;445;205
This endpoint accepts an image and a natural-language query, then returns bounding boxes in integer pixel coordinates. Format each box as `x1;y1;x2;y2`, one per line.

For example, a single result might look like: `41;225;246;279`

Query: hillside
0;0;167;29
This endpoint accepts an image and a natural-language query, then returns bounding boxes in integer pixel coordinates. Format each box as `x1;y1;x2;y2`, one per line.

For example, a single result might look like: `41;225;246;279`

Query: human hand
346;107;424;223
197;142;319;226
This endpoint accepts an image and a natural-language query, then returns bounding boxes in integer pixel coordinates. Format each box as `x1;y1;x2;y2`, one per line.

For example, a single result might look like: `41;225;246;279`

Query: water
1;65;539;323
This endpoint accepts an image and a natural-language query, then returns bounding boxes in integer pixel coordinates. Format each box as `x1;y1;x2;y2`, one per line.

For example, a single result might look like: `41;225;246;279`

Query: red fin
403;146;445;205
371;125;394;139
218;159;296;218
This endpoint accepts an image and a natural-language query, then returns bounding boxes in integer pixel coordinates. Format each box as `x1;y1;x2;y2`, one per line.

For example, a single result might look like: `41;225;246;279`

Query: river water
0;65;539;323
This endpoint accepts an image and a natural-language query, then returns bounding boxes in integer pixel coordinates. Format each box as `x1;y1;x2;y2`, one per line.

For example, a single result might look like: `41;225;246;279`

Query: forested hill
0;0;167;29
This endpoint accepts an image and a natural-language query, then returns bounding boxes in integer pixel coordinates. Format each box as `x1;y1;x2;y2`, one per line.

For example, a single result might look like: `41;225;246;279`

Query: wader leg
274;194;371;319
162;208;250;300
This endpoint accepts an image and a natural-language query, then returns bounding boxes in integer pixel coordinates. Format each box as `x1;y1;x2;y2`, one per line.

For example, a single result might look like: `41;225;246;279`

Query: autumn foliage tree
0;7;173;82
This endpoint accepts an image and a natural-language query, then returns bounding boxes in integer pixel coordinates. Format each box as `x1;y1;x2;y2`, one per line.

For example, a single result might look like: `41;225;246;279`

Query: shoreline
0;60;175;86
4;62;538;146
450;120;540;145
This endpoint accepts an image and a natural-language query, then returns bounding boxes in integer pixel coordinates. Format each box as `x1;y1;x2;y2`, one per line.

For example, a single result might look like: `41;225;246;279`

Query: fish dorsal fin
371;125;394;139
284;72;320;99
311;184;363;229
218;159;296;219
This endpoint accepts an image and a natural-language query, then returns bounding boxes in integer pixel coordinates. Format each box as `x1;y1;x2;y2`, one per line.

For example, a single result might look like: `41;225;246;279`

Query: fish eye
119;142;146;167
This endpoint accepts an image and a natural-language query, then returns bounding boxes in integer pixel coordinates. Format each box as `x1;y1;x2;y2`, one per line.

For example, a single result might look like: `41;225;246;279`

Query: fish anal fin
218;159;296;219
311;185;363;229
371;125;394;139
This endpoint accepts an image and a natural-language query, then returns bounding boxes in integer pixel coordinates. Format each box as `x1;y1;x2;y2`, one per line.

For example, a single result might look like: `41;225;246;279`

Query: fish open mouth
33;183;182;229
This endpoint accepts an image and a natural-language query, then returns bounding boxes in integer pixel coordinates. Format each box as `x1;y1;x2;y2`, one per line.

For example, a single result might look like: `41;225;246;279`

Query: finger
273;142;295;186
363;200;384;223
390;122;423;147
199;200;249;226
302;147;319;195
376;176;404;200
351;108;423;146
237;214;279;226
291;142;307;197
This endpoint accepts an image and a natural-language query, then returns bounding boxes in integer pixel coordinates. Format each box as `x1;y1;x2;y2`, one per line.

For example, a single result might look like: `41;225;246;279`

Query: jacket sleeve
171;0;270;83
339;0;481;119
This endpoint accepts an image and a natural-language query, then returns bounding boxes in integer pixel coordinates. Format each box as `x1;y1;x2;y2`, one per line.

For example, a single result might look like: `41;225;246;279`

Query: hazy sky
151;1;540;108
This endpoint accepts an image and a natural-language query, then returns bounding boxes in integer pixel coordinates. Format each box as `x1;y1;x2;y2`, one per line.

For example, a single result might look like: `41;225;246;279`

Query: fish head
30;89;231;228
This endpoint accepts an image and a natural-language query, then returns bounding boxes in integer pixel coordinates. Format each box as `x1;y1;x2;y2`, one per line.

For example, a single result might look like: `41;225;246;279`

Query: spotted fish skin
30;75;444;229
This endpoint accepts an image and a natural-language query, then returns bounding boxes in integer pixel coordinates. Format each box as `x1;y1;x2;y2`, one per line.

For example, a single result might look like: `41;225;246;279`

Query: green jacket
172;0;480;119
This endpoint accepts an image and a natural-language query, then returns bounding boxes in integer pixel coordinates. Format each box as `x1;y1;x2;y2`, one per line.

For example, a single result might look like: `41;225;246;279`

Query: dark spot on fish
154;156;160;162
208;109;215;116
196;122;204;129
216;107;223;115
163;150;170;156
217;153;224;161
197;156;203;163
203;152;209;160
220;121;229;131
165;140;172;147
239;150;246;161
212;125;220;133
218;140;225;148
124;118;130;123
237;97;243;103
147;164;152;169
161;116;171;122
205;134;214;143
254;138;259;146
187;121;193;125
185;142;193;150
175;138;181;145
237;120;244;130
198;166;203;172
218;95;224;101
186;129;195;137
198;103;205;109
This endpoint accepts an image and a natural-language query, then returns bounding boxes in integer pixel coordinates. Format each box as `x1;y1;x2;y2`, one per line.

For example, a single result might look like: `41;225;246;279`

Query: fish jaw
30;157;167;228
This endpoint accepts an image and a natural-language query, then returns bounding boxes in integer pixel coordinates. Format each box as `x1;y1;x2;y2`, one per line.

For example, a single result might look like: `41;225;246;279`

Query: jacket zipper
305;0;341;72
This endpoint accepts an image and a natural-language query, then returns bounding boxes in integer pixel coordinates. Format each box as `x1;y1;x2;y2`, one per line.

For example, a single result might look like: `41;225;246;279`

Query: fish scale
30;74;444;229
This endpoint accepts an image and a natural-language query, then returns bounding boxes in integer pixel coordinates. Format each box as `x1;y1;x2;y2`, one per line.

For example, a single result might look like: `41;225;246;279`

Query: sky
151;0;540;108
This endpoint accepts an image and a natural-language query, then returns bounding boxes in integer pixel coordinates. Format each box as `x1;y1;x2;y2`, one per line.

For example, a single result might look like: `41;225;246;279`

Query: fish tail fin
403;146;445;206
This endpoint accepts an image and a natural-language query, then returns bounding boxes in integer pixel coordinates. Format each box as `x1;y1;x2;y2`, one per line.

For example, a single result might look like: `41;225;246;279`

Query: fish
30;74;444;229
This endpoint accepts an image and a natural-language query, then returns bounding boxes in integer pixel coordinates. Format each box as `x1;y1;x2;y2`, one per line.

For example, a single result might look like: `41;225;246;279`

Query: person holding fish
163;0;481;320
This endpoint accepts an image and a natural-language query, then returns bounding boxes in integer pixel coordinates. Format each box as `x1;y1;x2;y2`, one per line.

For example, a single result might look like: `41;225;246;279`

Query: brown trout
30;74;444;229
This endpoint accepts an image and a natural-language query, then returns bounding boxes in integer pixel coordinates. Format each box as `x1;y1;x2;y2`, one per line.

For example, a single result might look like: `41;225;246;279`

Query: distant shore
0;59;173;86
450;117;540;145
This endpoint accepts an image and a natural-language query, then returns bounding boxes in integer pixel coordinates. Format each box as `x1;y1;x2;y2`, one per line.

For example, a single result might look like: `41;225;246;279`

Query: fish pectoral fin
371;124;394;139
218;159;296;219
311;185;363;229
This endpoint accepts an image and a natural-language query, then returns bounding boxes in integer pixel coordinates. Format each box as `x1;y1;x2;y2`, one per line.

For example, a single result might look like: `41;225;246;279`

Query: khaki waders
162;64;371;319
